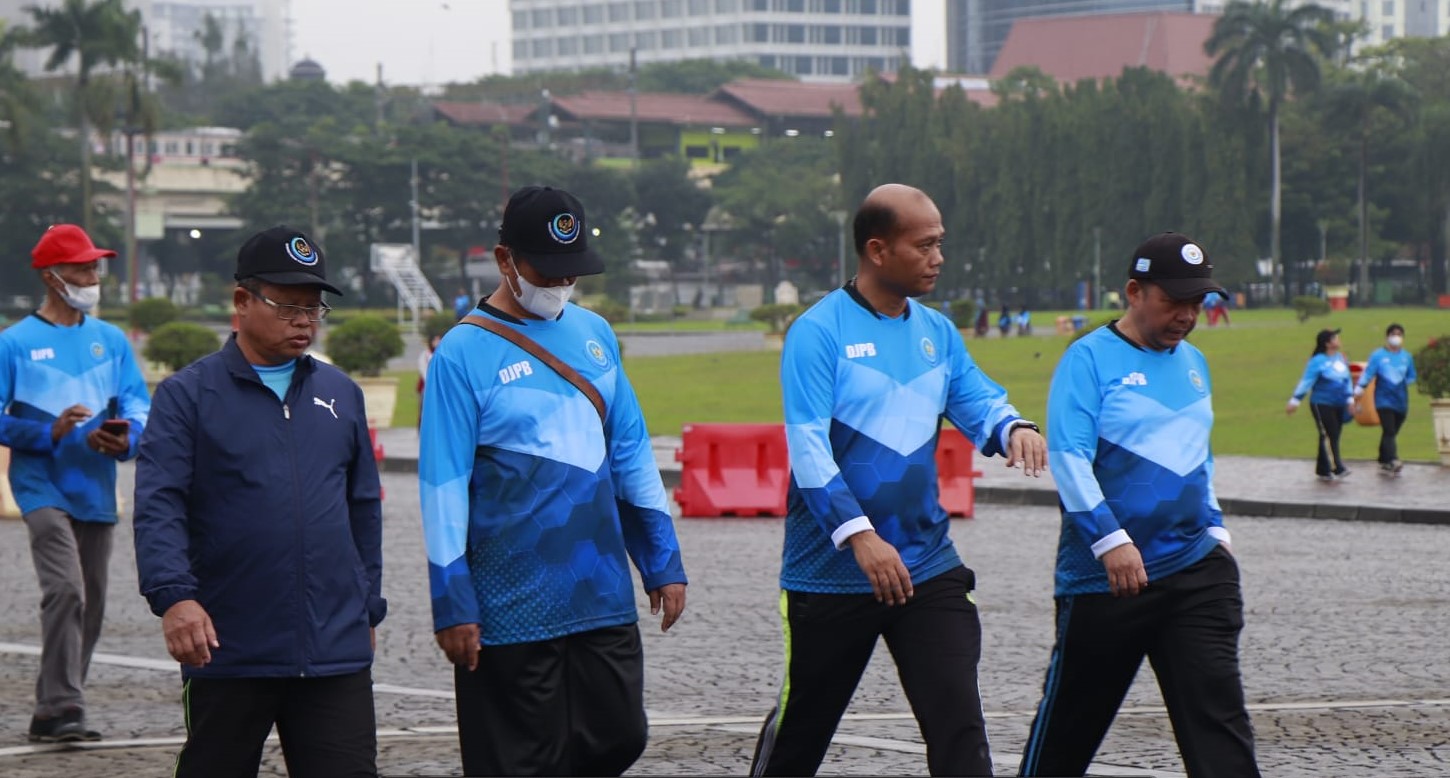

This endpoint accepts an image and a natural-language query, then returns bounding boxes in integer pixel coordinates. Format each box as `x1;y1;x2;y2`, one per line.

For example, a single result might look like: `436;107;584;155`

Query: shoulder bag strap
459;314;607;423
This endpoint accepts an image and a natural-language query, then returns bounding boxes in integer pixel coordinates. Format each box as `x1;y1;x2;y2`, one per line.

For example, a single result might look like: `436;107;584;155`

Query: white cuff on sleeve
1090;529;1132;559
1287;397;1302;408
831;516;875;550
1207;527;1231;545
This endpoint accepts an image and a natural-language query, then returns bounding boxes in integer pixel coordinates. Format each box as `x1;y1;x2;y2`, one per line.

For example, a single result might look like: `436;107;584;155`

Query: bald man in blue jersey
1019;233;1259;777
749;184;1046;777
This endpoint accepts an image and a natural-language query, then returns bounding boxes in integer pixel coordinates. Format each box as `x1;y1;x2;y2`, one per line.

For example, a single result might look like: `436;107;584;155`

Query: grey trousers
23;507;113;718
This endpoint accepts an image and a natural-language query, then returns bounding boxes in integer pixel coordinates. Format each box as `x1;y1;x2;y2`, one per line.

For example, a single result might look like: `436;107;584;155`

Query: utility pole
126;24;149;304
628;46;639;167
411;157;422;266
1093;226;1102;310
832;210;848;287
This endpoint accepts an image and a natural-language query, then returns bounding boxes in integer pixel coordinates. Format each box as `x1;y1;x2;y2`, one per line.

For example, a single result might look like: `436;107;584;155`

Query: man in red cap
0;224;150;742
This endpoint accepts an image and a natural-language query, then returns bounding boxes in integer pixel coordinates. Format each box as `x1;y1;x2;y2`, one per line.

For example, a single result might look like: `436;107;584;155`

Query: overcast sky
290;0;946;87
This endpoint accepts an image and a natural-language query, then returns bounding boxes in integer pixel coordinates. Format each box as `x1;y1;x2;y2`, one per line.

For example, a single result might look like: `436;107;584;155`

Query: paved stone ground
1;467;1449;776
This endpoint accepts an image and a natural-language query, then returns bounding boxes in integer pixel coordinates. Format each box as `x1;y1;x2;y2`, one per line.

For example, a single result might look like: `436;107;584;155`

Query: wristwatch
1009;420;1040;436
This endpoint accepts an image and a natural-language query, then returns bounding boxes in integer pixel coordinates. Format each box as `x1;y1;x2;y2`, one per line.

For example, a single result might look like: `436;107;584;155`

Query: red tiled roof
433;101;537;126
712;78;863;118
990;12;1217;83
549;91;757;127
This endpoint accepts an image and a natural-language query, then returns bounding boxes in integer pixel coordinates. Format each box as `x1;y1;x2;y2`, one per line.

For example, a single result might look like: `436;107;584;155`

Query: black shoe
27;708;97;743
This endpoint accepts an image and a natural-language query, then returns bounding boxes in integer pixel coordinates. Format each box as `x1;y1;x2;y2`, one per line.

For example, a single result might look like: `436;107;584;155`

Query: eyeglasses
249;290;332;322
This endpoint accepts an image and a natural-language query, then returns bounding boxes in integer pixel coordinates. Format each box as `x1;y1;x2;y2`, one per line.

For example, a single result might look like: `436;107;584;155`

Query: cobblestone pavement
1;467;1448;776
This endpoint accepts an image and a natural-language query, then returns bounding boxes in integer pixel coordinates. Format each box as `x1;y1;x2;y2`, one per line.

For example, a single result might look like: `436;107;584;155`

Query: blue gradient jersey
0;313;149;522
780;286;1024;594
1358;347;1416;413
1291;353;1353;407
1047;324;1227;596
419;303;686;645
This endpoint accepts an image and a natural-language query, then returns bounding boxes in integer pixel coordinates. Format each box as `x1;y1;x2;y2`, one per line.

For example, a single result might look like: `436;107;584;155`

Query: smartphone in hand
100;419;130;437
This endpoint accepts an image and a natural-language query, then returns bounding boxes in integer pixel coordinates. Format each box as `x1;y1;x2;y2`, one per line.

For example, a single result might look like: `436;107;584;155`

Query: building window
794;56;812;74
1382;0;1394;14
662;0;682;16
609;31;631;51
715;0;737;11
860;0;876;13
609;1;630;21
662;29;683;47
685;145;710;159
757;54;776;68
557;6;578;24
752;0;768;8
513;39;527;60
635;0;656;19
787;24;805;42
637;30;659;48
532;8;550;25
532;39;553;57
786;0;804;10
824;0;840;11
688;27;709;45
584;4;605;23
859;26;877;45
1382;23;1394;38
688;0;709;13
584;34;604;53
830;55;848;75
890;26;909;46
752;22;770;41
558;37;579;55
512;10;528;29
824;24;841;43
716;24;739;43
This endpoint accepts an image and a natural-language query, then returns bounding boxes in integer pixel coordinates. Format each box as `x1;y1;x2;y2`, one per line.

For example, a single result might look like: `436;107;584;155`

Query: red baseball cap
31;224;117;269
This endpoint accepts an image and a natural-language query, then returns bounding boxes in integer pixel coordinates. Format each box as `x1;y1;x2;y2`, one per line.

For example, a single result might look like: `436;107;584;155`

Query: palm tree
0;24;39;151
19;0;139;234
1319;65;1417;301
1206;0;1339;303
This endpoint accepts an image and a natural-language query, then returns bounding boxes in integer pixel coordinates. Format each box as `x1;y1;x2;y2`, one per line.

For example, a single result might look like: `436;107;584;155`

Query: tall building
0;0;291;82
946;0;1220;75
510;0;912;83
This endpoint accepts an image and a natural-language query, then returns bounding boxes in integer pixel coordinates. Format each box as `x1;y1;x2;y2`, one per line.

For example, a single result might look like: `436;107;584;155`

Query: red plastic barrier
673;423;788;517
935;428;983;518
369;427;386;501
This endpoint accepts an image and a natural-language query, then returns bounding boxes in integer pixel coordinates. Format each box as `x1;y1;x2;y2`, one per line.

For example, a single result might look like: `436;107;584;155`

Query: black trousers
751;566;991;777
1377;408;1406;465
455;623;647;777
1019;546;1258;778
173;668;377;778
1310;403;1347;476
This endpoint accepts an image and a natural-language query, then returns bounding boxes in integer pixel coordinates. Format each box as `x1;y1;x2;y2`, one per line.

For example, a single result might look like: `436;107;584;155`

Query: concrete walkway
376;427;1450;524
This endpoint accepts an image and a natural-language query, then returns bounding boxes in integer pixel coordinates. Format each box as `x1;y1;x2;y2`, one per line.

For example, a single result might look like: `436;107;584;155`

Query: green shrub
750;303;805;334
1292;295;1330;323
128;297;180;333
326;315;404;377
584;298;630;324
948;299;978;329
422;310;457;343
1415;336;1450;398
144;322;219;372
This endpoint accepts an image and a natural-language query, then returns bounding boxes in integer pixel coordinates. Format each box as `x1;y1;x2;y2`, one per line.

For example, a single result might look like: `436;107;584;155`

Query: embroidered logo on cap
286;237;318;266
1135;258;1152;273
1181;243;1204;265
548;213;580;245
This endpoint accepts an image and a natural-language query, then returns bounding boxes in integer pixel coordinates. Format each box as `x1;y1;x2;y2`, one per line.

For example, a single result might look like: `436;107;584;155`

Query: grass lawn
622;306;1449;463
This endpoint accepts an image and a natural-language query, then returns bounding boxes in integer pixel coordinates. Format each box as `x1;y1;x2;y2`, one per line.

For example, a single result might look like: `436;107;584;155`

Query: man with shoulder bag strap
419;185;688;777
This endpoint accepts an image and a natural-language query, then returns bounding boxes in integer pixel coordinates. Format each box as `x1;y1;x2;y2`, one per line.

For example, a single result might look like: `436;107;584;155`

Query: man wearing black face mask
0;224;150;743
419;186;688;777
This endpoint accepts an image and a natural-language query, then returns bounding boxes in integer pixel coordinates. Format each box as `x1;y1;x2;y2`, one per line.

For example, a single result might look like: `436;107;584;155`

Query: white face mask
50;270;100;312
1387;335;1403;348
509;261;574;319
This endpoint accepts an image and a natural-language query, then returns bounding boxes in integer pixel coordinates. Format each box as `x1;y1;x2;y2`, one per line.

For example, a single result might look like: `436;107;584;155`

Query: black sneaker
27;708;98;744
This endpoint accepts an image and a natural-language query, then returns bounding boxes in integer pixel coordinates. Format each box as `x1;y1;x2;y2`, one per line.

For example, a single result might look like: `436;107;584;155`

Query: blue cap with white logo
234;225;342;295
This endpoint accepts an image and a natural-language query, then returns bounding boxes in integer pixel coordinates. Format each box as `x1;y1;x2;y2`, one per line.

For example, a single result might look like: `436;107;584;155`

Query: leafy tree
19;0;140;233
1207;0;1339;303
636;59;791;93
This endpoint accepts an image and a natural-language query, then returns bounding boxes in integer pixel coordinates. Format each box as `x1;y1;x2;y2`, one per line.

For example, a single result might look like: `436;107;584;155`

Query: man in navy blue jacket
134;226;385;778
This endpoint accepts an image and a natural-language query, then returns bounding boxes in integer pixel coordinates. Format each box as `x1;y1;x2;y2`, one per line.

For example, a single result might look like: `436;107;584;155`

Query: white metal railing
370;243;443;332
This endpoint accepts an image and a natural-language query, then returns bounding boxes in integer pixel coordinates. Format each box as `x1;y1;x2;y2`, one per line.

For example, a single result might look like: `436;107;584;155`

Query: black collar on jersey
29;311;86;327
479;300;525;325
1107;320;1179;354
844;278;912;320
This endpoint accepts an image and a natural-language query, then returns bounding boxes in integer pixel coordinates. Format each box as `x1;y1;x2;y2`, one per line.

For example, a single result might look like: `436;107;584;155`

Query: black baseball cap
498;186;604;279
1128;232;1226;301
234;225;342;295
1316;328;1342;350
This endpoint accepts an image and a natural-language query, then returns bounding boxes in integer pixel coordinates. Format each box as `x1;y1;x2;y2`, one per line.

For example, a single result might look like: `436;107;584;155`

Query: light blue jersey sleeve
112;325;150;460
1291;355;1325;401
418;345;481;632
781;317;870;546
1357;349;1382;389
0;333;56;453
941;332;1020;458
603;332;686;591
1047;344;1123;550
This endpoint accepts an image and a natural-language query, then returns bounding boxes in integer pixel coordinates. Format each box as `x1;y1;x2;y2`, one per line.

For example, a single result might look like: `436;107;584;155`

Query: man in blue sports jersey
0;224;149;743
1019;232;1259;778
420;186;688;777
749;184;1046;777
1355;323;1417;475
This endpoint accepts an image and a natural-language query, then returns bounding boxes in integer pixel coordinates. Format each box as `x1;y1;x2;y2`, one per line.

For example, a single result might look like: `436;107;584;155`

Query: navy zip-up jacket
134;335;386;679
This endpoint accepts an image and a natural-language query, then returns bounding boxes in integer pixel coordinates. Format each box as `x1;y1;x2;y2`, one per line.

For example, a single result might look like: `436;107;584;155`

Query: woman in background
1286;328;1356;482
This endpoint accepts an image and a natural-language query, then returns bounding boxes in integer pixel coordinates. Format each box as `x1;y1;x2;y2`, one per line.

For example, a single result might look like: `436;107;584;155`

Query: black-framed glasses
249;290;332;322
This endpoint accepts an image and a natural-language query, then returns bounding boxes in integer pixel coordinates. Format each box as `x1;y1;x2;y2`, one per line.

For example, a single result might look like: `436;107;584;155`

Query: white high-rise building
1311;0;1447;43
510;0;913;83
0;0;291;82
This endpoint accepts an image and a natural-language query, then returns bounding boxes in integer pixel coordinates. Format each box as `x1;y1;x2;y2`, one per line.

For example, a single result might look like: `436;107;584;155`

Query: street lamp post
830;210;848;287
